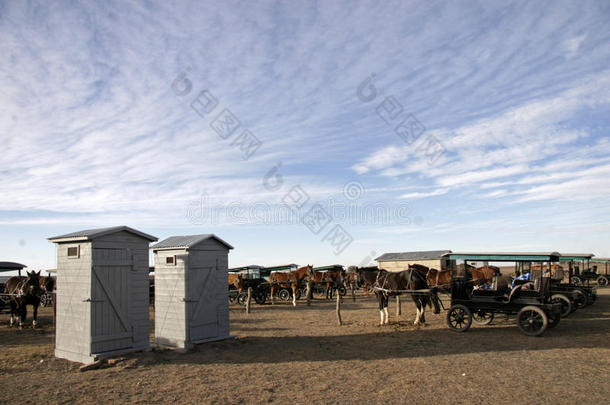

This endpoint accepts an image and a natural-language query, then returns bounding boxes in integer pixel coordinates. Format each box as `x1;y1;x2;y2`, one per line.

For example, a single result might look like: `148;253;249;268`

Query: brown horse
5;271;44;328
470;265;500;286
40;275;55;293
345;267;359;297
426;268;452;292
531;263;565;281
228;273;244;293
374;264;440;326
311;269;343;299
269;265;313;306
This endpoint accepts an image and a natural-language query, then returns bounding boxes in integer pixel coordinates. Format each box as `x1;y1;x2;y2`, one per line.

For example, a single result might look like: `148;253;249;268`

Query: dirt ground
1;289;609;405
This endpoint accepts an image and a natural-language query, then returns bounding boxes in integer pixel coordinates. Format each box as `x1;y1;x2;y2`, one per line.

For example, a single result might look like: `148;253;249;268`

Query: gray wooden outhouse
48;226;157;364
151;234;233;349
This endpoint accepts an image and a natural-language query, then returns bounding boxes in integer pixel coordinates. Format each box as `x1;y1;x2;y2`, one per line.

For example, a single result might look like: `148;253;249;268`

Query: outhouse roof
48;226;158;242
375;250;451;262
151;234;234;250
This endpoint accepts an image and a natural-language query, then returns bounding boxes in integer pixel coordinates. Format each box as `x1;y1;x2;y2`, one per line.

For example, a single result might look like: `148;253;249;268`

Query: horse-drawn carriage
229;264;300;305
590;258;610;287
443;252;563;336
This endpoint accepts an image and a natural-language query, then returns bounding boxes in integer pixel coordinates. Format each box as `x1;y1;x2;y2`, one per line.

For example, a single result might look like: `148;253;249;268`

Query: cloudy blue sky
1;0;609;270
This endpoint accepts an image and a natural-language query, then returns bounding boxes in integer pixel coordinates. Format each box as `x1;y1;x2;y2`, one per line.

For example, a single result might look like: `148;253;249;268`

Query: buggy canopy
444;252;561;262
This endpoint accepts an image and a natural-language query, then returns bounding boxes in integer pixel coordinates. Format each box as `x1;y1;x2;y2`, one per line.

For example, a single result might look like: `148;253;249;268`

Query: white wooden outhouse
151;234;233;349
48;226;157;364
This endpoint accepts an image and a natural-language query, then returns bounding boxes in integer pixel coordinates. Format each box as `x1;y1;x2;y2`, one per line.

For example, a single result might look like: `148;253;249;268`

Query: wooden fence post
396;296;401;316
246;287;252;314
306;281;312;306
336;292;343;326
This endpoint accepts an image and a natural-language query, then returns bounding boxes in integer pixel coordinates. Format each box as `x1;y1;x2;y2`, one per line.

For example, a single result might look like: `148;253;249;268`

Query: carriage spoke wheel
338;286;347;296
597;276;608;287
237;292;249;306
40;294;49;307
472;310;494;326
278;289;291;301
254;292;266;305
551;294;572;318
573;290;587;309
517;306;548;336
547;312;561;329
447;304;472;332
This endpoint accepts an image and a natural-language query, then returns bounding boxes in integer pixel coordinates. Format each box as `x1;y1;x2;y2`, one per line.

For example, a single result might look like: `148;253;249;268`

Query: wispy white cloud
2;0;610;264
400;188;449;199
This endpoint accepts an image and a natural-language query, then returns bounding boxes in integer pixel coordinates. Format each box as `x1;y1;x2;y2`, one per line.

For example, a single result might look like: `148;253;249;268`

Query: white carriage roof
375;250;451;261
151;234;234;250
48;226;158;242
444;252;561;261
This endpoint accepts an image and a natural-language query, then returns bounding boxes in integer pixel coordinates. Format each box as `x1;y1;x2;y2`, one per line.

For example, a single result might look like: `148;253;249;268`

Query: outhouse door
186;256;220;342
90;248;134;354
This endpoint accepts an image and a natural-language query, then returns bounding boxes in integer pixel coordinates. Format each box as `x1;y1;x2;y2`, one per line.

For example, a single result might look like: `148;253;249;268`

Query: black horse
374;264;440;326
5;271;44;328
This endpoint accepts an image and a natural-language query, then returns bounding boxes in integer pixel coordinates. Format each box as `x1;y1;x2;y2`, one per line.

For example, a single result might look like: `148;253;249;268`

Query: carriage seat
472;275;511;300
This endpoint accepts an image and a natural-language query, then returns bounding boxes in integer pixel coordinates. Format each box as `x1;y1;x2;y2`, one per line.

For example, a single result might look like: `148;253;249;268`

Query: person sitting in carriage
511;271;531;288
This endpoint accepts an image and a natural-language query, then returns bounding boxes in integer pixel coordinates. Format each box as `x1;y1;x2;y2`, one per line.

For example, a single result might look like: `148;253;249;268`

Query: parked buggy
443;252;563;336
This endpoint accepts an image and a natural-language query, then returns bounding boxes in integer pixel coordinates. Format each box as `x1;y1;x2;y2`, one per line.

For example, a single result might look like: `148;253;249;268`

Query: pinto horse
374;264;440;326
5;271;44;328
269;265;313;306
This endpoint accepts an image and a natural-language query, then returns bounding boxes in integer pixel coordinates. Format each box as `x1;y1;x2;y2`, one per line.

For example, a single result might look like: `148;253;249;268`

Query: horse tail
428;290;441;314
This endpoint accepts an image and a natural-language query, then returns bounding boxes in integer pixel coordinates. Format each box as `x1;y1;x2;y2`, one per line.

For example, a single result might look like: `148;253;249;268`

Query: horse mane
408;263;430;273
357;266;380;272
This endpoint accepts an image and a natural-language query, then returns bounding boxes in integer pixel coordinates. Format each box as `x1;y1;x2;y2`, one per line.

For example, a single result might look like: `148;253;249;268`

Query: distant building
375;250;453;272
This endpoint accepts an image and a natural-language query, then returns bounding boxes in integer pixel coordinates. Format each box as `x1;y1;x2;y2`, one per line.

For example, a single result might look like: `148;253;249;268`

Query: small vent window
166;256;175;265
67;246;80;258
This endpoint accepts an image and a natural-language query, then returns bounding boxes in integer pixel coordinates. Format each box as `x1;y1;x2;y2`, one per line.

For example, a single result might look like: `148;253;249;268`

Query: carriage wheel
596;276;608;287
237;292;249;306
573;290;587;309
551;294;572;318
547;312;561;329
447;305;472;332
472;310;494;326
278;289;291;301
338;286;347;296
40;294;49;307
571;276;582;286
517;306;548;336
254;292;266;305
